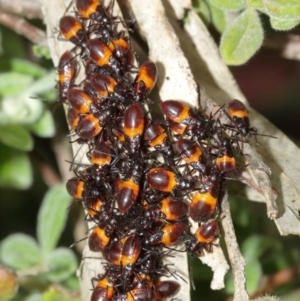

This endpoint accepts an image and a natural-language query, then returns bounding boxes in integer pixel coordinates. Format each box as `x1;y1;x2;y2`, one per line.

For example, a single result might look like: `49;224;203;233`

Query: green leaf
270;17;300;30
210;0;246;11
0;124;33;151
220;8;264;65
25;71;57;96
0;234;42;270
62;275;80;291
0;266;19;301
248;0;265;10
1;94;43;125
194;0;211;25
0;72;55;125
264;0;300;21
241;235;280;263
44;248;77;282
0;144;32;189
9;59;46;78
37;184;72;254
225;271;234;293
208;0;227;33
30;109;55;138
33;45;51;60
42;287;81;301
0;73;33;97
25;293;43;301
226;260;262;294
245;260;262;294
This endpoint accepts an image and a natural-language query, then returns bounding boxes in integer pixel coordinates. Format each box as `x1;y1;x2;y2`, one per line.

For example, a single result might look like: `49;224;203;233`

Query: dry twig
0;10;47;46
0;0;42;19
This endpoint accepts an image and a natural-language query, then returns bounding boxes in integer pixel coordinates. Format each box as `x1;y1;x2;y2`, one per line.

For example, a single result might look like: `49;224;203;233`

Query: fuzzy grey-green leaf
245;260;262;294
210;0;246;11
195;0;211;25
248;0;264;10
270;17;300;30
0;144;32;189
264;0;300;21
241;235;280;263
44;248;77;282
25;293;43;301
9;59;46;78
0;234;42;270
220;8;264;65
208;0;226;33
30;109;55;138
37;184;72;254
0;124;33;151
0;73;33;96
1;94;43;125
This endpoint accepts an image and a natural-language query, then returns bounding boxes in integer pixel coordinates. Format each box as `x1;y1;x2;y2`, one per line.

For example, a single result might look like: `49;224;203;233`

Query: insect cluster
57;0;262;300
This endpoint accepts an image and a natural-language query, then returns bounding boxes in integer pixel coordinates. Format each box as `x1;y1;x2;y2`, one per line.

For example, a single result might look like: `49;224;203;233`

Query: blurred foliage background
0;1;300;301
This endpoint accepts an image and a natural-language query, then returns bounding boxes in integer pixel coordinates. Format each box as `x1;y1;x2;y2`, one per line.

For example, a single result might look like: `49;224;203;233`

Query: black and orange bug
114;161;143;213
66;177;88;200
67;87;96;114
143;120;174;160
134;61;157;103
89;73;132;106
130;274;154;292
76;0;113;24
85;58;101;79
122;280;155;301
90;271;116;301
147;167;195;193
89;134;113;167
226;99;278;143
76;113;102;139
83;196;117;230
189;172;220;222
90;73;118;100
76;105;117;139
169;122;187;136
85;200;117;233
215;137;236;173
66;173;103;200
84;197;105;219
144;196;188;221
187;220;220;256
87;39;121;74
227;99;252;137
57;51;77;102
154;280;180;301
67;107;80;130
88;225;111;252
59;15;87;47
144;222;188;247
121;235;141;267
112;118;125;142
123;103;145;155
102;238;124;266
176;138;208;175
103;235;141;268
108;38;134;72
160;100;211;139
